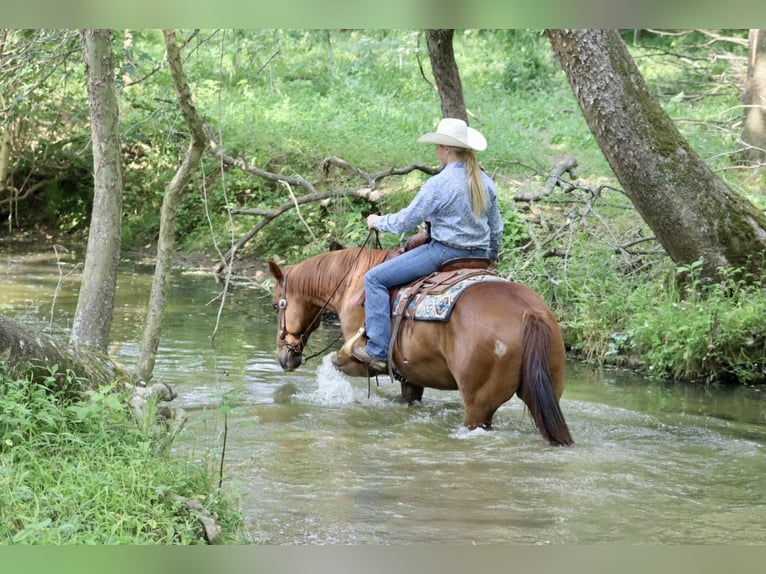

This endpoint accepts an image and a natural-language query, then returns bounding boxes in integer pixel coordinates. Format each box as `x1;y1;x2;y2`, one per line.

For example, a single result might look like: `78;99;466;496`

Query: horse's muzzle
277;348;303;372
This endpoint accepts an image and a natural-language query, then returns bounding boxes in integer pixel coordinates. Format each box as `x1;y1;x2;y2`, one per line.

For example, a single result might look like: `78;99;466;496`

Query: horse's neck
295;262;354;312
318;248;387;312
293;248;388;300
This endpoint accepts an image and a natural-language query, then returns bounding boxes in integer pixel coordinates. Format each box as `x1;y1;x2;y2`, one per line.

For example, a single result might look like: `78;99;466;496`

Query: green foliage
1;30;92;231
496;193;527;248
0;364;241;543
505;243;766;386
497;30;559;94
626;261;766;385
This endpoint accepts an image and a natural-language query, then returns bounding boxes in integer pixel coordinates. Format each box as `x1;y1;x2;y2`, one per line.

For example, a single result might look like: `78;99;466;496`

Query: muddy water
2;243;764;544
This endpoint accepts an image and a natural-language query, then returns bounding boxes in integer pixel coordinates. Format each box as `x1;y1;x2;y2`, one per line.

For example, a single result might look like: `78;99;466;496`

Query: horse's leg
455;354;520;430
400;380;424;404
435;301;523;430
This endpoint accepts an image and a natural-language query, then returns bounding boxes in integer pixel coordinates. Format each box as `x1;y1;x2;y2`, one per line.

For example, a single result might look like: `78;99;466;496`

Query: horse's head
268;260;322;371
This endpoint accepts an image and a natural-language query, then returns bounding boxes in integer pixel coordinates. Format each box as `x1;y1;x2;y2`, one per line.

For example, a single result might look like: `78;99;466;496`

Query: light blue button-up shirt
374;162;504;259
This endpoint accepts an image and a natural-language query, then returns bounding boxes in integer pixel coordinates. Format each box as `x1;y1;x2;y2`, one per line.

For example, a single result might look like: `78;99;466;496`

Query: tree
742;29;766;165
1;31;181;418
425;29;467;121
546;29;766;280
70;29;123;351
133;30;208;383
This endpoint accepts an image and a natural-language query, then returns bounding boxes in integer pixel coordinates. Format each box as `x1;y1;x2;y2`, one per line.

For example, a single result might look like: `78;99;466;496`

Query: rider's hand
366;214;379;230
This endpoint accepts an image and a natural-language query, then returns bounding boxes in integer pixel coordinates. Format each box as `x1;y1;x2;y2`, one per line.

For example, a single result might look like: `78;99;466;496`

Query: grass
0;365;241;544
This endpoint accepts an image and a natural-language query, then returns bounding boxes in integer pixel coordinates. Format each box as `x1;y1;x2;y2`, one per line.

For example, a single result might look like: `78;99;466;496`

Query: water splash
449;425;493;440
299;354;355;406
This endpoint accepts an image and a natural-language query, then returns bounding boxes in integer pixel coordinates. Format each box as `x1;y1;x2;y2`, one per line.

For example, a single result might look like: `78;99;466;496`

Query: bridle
275;271;336;359
275;273;306;355
274;229;380;362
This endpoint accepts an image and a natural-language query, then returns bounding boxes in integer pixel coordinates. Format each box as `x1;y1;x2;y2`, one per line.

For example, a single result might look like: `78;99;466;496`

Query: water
2;242;765;544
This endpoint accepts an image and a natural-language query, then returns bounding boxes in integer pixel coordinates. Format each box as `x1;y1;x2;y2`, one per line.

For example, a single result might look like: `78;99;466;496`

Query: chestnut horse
268;247;573;446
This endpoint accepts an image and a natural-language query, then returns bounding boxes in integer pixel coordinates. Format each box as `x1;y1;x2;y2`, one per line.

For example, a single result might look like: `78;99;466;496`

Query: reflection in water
2;244;765;543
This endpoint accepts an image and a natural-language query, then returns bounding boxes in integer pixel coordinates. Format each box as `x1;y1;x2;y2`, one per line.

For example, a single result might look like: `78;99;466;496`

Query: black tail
518;314;573;446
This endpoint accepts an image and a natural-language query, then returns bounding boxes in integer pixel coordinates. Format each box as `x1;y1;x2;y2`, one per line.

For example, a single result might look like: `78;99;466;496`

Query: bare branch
514;156;579;202
321;156;438;188
0;179;49;207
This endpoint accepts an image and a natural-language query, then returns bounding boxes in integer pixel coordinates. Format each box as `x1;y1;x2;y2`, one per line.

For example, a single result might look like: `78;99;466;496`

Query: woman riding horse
352;118;504;375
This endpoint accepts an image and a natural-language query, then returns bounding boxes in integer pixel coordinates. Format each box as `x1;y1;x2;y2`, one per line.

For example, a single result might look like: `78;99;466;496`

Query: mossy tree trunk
133;30;207;383
743;29;766;165
71;29;123;352
546;29;766;280
425;29;467;122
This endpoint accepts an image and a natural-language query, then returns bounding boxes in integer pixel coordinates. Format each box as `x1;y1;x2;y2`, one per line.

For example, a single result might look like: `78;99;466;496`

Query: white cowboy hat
417;117;487;151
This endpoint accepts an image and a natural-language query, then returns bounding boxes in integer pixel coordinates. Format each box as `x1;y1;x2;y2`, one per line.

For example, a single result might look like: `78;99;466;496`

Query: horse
268;247;573;446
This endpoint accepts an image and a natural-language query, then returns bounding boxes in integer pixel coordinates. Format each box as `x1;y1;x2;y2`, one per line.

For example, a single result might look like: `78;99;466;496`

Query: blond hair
451;147;486;221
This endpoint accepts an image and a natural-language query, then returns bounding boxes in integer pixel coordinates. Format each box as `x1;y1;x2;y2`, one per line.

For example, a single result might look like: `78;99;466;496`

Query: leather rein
276;230;380;362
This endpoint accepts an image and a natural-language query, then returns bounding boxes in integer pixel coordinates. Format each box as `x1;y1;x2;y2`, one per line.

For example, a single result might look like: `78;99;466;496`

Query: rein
279;229;378;363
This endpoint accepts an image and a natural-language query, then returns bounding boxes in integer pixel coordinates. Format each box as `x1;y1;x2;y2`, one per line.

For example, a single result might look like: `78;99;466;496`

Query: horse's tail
518;313;574;447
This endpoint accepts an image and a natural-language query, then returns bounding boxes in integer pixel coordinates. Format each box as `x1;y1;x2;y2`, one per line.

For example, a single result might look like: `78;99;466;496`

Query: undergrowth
508;242;766;386
0;364;242;544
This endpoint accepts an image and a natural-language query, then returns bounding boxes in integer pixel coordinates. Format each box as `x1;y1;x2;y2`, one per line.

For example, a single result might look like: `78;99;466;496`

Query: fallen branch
514;156;579;202
206;125;320;196
205;125;436;276
213;187;382;277
0;179;50;208
321;156;438;187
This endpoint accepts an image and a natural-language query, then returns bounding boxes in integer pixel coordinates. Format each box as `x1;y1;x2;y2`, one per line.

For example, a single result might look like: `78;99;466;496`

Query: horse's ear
268;260;283;282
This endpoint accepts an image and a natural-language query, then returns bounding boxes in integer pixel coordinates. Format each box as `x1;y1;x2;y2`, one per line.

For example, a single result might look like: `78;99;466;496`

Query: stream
2;241;765;544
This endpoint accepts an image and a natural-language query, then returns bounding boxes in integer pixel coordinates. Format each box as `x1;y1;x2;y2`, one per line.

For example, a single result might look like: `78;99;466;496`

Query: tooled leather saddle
355;231;505;371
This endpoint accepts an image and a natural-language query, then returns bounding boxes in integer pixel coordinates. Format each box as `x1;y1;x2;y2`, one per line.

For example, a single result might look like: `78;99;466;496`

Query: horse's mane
287;247;391;300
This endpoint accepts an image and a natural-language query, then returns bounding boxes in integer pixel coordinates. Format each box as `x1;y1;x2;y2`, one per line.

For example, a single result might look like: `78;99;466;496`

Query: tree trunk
425;29;467;121
0;118;11;193
546;29;766;280
0;30;10;195
1;313;126;391
133;30;207;383
71;29;123;352
742;29;766;165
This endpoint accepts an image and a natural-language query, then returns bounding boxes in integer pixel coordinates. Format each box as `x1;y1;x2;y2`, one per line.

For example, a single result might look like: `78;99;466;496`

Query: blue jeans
363;240;490;360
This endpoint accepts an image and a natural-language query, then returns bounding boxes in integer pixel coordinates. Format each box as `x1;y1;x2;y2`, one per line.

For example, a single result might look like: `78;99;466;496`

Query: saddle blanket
392;272;507;322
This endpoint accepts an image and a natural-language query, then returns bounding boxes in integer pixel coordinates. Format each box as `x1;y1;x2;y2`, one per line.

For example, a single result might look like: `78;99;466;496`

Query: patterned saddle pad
392;269;507;322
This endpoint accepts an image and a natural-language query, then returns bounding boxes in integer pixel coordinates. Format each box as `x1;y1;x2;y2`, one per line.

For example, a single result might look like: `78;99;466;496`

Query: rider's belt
434;239;473;251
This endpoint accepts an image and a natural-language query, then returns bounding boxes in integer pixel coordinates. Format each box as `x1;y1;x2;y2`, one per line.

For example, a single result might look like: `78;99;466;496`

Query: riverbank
0;364;243;544
2;232;247;544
